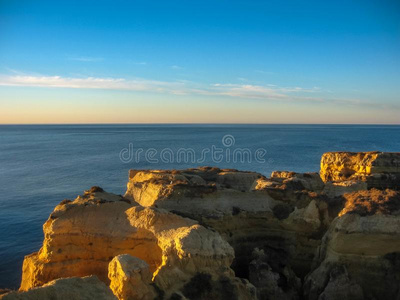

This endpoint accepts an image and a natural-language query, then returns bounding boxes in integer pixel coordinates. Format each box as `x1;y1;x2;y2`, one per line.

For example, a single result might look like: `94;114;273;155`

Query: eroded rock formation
1;276;116;300
108;255;156;300
125;168;331;280
320;151;400;189
8;152;400;299
304;188;400;300
18;186;250;299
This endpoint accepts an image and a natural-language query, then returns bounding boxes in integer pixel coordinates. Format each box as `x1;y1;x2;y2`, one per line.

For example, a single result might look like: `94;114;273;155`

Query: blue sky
0;0;399;123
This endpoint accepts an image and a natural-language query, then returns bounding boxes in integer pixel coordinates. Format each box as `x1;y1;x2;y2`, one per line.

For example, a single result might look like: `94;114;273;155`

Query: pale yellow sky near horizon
1;93;399;124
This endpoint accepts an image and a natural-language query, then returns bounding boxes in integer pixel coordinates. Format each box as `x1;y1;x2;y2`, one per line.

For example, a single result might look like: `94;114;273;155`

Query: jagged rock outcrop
124;206;237;296
304;189;400;300
125;168;330;280
338;188;400;216
320;152;400;189
20;188;142;290
11;151;400;300
19;187;244;298
108;255;156;300
270;171;325;193
1;276;116;300
125;167;270;218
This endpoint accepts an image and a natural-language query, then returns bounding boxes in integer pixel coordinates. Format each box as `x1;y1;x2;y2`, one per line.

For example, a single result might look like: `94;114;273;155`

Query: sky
0;0;399;124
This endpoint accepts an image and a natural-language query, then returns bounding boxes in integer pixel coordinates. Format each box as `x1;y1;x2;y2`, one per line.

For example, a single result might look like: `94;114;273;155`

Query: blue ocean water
0;124;399;289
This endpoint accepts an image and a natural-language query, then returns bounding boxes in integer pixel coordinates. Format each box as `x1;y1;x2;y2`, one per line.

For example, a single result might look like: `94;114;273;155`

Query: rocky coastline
1;151;399;300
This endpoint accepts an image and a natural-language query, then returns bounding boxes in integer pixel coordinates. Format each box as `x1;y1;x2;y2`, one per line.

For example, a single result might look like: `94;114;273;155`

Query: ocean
0;124;399;289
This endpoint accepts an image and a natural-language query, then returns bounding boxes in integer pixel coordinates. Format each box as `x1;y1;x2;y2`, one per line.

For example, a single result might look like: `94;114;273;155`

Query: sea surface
1;124;399;288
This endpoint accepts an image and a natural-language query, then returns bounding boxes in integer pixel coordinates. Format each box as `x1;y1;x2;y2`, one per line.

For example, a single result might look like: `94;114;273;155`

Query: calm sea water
0;124;399;288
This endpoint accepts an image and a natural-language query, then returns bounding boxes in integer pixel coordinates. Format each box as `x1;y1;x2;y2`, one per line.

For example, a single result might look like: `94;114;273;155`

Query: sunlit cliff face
339;189;400;217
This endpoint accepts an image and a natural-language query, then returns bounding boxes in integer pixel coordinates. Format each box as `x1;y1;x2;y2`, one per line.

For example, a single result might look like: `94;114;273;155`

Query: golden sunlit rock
108;255;156;300
320;151;400;189
2;276;116;300
13;152;400;300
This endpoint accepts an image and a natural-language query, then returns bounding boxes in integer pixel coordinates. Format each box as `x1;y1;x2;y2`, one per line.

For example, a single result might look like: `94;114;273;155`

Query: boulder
124;206;235;295
108;255;156;300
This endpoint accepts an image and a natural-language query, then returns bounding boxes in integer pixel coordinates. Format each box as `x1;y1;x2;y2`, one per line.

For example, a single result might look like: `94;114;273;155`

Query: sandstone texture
9;152;400;299
19;186;248;299
108;255;156;300
304;188;400;300
125;167;269;218
320;151;400;189
125;168;330;280
1;276;116;300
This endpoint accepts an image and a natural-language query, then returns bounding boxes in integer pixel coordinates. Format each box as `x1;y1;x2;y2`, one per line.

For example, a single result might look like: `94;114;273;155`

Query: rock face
248;248;301;300
108;255;156;300
125;168;329;280
124;206;236;295
304;189;400;300
1;276;116;300
125;167;269;218
320;152;400;189
314;265;364;300
20;189;143;290
12;151;400;300
19;187;240;298
321;180;368;198
338;188;400;216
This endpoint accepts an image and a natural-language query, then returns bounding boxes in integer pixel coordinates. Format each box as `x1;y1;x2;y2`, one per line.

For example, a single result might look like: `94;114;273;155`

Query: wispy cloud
0;73;395;109
0;74;186;94
0;74;312;101
68;56;104;62
171;65;183;70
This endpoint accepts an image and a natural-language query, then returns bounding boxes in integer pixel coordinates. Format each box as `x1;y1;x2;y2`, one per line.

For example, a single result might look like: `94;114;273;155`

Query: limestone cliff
320;151;400;189
10;151;400;300
19;187;248;298
304;189;400;300
125;168;331;287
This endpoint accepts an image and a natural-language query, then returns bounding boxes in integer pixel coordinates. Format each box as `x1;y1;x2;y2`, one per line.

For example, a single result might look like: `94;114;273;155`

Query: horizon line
1;122;400;126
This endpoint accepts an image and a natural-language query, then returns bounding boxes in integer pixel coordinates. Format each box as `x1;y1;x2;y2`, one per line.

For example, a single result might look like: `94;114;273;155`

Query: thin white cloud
0;73;395;109
171;65;183;70
0;75;184;93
